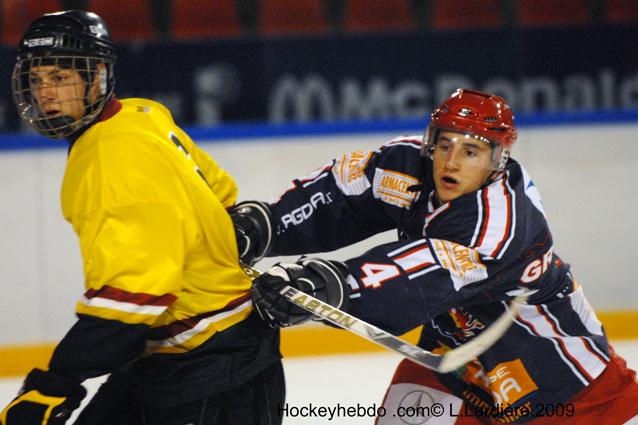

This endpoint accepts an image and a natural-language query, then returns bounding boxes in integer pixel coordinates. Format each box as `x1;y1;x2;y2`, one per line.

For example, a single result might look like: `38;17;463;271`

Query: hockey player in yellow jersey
2;10;283;425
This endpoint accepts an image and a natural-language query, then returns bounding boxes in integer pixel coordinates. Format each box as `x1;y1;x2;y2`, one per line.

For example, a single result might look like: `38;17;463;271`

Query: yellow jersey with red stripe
61;98;252;355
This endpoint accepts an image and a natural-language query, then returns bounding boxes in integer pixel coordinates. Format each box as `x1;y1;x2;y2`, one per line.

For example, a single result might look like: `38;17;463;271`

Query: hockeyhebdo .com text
278;401;577;421
278;402;443;421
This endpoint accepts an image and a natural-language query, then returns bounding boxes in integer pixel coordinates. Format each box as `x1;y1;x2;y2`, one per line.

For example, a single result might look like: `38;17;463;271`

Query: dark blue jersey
267;136;610;421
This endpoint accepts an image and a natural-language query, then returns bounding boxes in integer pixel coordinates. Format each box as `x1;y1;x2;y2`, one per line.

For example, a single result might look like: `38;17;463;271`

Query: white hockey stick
241;262;529;373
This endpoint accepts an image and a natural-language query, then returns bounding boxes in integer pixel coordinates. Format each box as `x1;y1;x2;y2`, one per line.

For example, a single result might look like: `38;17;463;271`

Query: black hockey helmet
12;10;117;139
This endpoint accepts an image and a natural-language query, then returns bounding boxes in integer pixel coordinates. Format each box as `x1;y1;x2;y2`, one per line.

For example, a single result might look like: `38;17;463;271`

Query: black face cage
11;55;114;139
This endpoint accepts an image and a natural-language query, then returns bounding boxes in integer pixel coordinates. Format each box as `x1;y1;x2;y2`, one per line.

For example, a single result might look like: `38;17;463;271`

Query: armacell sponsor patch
430;239;488;290
372;168;419;208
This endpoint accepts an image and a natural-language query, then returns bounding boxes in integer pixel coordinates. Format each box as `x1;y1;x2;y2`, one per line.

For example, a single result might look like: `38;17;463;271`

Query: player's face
30;65;88;121
432;130;494;203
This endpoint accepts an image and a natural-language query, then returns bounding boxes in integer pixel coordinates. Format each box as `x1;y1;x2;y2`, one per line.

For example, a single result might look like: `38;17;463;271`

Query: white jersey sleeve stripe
392;245;436;273
569;286;604;336
387;239;428;257
538;304;608;380
472;175;516;260
408;265;441;280
516;302;607;384
495;177;517;260
514;310;589;386
469;191;484;247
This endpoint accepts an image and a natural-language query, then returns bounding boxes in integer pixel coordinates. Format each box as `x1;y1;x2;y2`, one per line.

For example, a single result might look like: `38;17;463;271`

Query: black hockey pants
74;360;285;425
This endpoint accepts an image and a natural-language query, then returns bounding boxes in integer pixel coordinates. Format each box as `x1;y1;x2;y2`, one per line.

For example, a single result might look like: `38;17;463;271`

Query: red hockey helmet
422;89;517;171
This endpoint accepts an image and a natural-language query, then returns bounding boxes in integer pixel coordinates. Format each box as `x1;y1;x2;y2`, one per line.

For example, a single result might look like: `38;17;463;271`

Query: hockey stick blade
241;262;528;373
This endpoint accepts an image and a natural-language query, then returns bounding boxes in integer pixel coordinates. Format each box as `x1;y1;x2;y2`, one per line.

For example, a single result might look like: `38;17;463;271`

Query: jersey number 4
360;263;401;288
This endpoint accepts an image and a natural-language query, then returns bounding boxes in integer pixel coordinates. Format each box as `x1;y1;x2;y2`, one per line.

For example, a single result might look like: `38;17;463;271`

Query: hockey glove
0;368;86;425
229;201;273;265
252;257;351;328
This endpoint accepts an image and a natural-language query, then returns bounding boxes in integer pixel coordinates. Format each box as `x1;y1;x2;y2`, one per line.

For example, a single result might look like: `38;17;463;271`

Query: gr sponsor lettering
520;246;553;284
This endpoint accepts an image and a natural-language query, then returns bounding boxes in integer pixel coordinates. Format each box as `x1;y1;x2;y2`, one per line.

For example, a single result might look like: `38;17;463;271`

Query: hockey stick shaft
241;262;527;373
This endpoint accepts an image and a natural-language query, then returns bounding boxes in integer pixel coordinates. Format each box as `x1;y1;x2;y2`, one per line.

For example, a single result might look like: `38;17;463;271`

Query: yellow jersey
61;98;253;354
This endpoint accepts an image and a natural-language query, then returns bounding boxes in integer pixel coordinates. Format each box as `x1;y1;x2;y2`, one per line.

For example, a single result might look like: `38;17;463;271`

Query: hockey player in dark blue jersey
232;89;638;424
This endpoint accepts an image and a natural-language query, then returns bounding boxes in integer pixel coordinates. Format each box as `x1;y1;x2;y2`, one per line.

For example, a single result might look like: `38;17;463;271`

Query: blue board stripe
2;109;638;152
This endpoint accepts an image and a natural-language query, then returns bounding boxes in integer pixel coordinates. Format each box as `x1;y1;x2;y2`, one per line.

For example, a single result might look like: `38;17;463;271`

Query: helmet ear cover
98;67;107;95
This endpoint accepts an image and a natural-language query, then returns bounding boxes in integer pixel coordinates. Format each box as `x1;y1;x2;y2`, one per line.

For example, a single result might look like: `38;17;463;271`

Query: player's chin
435;188;455;203
434;182;460;202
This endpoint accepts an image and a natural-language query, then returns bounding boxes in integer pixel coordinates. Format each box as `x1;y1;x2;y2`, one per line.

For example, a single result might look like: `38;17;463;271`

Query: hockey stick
241;262;529;373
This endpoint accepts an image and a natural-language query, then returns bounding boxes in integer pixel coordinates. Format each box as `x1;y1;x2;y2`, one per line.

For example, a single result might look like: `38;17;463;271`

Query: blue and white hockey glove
1;368;86;425
252;257;351;328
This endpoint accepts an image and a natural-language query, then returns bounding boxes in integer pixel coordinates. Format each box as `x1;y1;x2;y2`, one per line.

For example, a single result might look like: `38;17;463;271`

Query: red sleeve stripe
84;286;176;307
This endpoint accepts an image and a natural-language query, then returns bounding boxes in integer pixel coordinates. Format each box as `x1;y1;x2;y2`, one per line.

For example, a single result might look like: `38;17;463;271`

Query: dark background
2;0;638;133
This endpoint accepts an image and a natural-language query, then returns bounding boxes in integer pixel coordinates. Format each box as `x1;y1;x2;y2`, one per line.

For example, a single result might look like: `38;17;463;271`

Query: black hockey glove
0;368;86;425
229;201;273;265
252;257;351;328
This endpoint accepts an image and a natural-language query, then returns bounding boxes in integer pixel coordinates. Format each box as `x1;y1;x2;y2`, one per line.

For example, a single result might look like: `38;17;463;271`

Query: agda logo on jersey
280;191;333;229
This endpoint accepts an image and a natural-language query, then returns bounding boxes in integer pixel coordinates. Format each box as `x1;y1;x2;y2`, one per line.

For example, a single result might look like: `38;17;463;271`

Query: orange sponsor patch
431;239;488;290
332;150;373;195
373;168;419;208
345;151;372;182
487;359;538;405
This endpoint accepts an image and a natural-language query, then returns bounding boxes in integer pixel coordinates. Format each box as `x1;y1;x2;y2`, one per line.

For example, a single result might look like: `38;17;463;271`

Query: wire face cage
12;55;114;139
